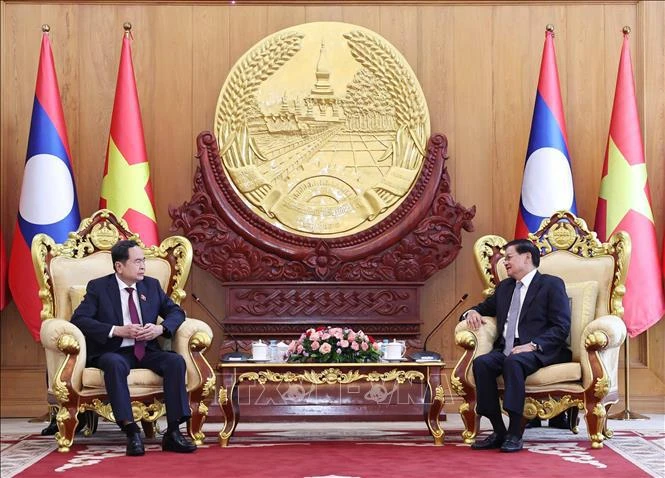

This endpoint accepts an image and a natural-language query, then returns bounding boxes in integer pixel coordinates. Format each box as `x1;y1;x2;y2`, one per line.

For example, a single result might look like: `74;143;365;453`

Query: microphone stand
191;293;250;362
410;293;469;362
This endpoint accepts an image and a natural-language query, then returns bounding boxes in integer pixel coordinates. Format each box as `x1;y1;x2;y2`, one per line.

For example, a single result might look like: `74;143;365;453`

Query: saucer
381;357;408;362
247;358;270;362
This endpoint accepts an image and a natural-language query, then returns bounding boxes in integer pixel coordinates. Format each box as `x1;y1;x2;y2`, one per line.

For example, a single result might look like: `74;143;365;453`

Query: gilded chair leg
459;400;479;444
55;405;79;452
584;403;606;449
602;404;614;438
188;393;208;446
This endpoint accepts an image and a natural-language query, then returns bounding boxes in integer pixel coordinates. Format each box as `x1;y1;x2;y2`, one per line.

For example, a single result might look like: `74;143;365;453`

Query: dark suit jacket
469;271;571;366
71;274;185;360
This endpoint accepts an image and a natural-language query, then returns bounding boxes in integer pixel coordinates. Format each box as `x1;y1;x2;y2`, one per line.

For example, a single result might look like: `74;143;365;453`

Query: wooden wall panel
2;1;663;416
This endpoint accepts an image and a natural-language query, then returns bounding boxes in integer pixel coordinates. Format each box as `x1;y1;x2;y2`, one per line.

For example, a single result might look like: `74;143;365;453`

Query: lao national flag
515;27;577;238
8;30;81;341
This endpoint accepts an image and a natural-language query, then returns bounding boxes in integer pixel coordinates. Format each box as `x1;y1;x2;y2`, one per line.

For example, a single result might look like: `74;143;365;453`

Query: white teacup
384;340;406;360
252;341;268;361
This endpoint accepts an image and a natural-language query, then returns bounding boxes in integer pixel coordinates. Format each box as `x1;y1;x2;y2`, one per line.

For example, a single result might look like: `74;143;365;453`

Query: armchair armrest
455;317;497;356
40;319;87;395
579;315;626;392
172;318;214;392
453;317;497;387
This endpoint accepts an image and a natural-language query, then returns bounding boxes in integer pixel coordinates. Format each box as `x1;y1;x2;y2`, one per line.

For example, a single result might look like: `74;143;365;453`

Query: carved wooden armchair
33;209;215;452
452;211;629;449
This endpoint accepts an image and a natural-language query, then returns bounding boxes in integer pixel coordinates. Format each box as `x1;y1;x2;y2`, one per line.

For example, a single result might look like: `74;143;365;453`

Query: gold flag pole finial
123;22;132;37
623;26;631;35
546;24;555;33
42;24;50;33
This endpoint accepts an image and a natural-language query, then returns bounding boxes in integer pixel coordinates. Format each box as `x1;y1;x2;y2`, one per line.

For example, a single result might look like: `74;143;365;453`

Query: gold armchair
451;211;629;449
33;209;215;452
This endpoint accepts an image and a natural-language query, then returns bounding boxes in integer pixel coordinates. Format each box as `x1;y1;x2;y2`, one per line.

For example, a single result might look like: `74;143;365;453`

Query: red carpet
3;429;663;477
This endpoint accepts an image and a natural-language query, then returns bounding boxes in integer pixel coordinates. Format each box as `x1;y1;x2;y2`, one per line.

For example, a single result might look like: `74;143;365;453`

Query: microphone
191;293;250;362
410;293;469;362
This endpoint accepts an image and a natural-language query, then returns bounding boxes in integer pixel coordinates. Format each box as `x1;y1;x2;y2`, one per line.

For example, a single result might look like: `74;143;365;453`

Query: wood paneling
2;1;663;416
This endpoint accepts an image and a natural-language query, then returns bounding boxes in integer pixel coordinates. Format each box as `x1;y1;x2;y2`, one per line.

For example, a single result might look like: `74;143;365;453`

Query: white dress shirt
502;268;538;340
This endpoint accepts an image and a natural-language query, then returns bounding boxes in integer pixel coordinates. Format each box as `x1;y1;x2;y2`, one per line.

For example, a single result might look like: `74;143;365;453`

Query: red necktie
125;287;146;361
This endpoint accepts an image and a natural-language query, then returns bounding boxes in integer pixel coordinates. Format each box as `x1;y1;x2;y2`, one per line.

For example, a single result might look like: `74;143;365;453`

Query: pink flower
310;332;321;342
336;348;342;354
288;341;296;352
311;341;320;351
361;342;369;351
321;333;331;340
347;331;356;341
372;342;381;351
351;341;360;351
340;340;349;348
319;343;332;354
297;344;304;353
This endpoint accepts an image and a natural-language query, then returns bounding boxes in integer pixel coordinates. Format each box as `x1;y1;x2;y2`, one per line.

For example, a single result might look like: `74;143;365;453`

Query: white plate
246;358;270;362
381;357;408;362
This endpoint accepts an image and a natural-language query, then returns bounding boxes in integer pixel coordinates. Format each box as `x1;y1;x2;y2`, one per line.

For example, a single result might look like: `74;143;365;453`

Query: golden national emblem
214;22;430;238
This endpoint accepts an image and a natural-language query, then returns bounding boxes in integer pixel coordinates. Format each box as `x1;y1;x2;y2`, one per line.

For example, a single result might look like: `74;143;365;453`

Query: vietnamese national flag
515;26;577;238
1;231;8;311
8;29;81;340
594;30;665;337
100;28;158;246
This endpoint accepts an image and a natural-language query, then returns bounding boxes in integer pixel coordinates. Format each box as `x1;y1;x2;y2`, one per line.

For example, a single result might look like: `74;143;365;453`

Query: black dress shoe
162;430;197;453
126;431;145;456
500;434;523;452
471;432;505;450
548;412;569;429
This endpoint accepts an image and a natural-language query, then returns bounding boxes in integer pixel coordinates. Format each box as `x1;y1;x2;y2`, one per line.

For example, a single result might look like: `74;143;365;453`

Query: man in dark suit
462;239;571;452
71;240;196;456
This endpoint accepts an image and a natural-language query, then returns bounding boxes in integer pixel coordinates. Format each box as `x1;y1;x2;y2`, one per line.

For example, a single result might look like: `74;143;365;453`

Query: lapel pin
140;294;147;302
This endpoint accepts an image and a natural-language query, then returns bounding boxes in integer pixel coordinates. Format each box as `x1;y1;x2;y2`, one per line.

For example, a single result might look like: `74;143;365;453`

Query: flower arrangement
286;326;382;363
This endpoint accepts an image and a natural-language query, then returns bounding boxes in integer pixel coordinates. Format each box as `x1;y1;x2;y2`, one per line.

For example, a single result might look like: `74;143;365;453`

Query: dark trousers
91;347;190;426
472;349;542;417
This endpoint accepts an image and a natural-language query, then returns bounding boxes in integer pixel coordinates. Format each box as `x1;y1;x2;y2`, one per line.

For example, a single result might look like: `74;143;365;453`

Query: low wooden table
217;361;446;446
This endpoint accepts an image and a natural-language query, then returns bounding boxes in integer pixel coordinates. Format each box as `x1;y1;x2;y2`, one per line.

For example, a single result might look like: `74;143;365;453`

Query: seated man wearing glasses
71;240;196;456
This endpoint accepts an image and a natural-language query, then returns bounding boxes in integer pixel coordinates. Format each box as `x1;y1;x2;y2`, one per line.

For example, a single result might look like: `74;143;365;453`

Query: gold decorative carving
79;399;166;423
202;376;216;398
238;367;424;386
434;385;445;403
594;376;609;399
219;387;228;406
455;331;477;349
53;377;69;403
56;334;81;354
585;331;609;350
473;235;506;292
190;331;212;351
214;22;429;238
55;406;74;452
450;375;465;396
198;402;209;416
523;396;584;420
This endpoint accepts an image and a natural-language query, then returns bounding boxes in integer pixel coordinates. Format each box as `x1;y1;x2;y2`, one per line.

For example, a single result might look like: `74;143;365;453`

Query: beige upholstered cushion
566;281;599;360
69;286;87;311
497;362;582;388
82;367;164;388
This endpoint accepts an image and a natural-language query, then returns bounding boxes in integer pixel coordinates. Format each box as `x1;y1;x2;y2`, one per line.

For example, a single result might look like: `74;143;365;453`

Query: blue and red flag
515;26;577;238
8;28;80;341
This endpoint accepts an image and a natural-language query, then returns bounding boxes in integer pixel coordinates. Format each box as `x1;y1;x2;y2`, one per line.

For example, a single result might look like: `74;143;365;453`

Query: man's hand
135;323;164;342
511;343;537;355
113;324;144;339
464;310;486;331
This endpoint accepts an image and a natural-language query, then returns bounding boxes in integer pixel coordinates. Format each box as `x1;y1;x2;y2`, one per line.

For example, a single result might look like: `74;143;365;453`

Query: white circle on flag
521;147;574;217
19;154;75;224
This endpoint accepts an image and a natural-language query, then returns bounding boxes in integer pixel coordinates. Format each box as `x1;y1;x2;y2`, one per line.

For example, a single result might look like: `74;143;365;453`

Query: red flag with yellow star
594;30;665;337
100;27;158;246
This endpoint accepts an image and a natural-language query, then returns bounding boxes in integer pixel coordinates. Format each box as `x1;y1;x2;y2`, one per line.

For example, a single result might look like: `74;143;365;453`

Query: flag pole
609;335;649;420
